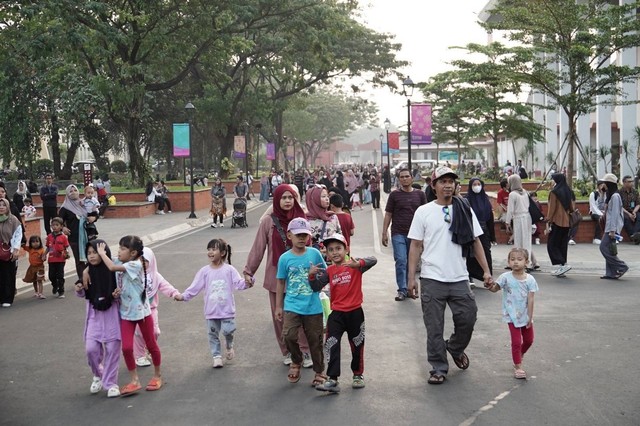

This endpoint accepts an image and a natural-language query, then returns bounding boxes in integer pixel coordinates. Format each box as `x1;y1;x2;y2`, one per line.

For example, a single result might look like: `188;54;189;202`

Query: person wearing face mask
57;184;90;280
465;177;495;281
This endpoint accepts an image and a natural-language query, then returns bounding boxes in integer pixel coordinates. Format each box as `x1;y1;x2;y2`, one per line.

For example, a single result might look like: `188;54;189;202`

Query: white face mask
472;185;482;194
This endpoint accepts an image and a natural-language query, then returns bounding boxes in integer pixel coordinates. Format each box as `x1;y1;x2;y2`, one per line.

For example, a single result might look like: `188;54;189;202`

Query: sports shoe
535;238;541;245
550;267;561;276
135;356;151;367
315;378;340;393
394;291;406;301
302;352;313;368
225;347;235;360
211;223;218;228
213;356;223;368
593;239;602;245
219;223;224;227
283;353;292;365
1;303;10;308
38;293;46;299
568;239;576;245
558;265;572;275
90;376;103;394
352;375;365;389
57;294;65;299
107;386;121;398
167;211;172;213
156;210;165;215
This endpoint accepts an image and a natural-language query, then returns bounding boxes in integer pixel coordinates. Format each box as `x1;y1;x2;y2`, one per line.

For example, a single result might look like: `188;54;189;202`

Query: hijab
335;171;345;190
344;170;359;193
60;184;88;217
0;198;20;243
143;247;164;300
550;173;573;210
85;239;117;311
305;186;334;221
507;174;524;195
15;181;27;197
271;184;306;265
465;177;493;222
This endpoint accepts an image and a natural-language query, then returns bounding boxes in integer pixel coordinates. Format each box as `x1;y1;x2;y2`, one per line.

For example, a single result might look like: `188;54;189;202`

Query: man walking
620;175;640;243
381;168;426;301
39;173;58;235
407;166;493;385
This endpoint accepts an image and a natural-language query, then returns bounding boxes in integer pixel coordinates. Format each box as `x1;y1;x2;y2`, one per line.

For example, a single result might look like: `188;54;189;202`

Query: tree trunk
49;104;61;179
125;116;148;186
567;119;576;188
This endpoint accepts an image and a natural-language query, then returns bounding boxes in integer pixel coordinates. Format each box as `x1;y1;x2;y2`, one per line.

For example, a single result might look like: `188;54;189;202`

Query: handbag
528;195;544;223
568;208;582;228
0;242;12;262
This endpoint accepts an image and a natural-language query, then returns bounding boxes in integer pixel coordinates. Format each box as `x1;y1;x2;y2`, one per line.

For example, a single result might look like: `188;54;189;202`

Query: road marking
372;208;382;255
459;385;522;426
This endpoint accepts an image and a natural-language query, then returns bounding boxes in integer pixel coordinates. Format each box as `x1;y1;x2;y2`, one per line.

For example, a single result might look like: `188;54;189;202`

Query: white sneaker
211;223;218;228
302;352;313;368
283;353;292;365
57;294;65;299
535;238;541;245
1;303;11;308
213;356;223;368
135;356;151;367
593;239;601;245
168;211;172;213
558;265;572;275
157;210;166;215
550;267;562;276
219;223;224;227
90;376;103;394
107;386;120;398
225;348;235;360
568;239;576;245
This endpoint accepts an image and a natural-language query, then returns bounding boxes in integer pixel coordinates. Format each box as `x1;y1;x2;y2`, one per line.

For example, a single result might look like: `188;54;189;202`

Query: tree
484;0;640;186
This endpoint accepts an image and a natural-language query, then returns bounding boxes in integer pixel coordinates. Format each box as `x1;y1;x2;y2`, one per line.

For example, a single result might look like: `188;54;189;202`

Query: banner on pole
382;143;388;156
234;135;246;159
172;123;190;157
266;143;276;160
388;132;400;154
411;103;432;144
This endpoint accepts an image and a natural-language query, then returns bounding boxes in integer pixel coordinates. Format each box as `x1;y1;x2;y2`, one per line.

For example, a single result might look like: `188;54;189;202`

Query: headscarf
271;184;306;265
60;184;88;217
344;170;359;194
507;174;524;195
85;239;117;311
465;177;493;222
335;171;345;190
143;246;164;300
0;198;20;244
550;173;573;210
305;186;334;221
15;181;27;197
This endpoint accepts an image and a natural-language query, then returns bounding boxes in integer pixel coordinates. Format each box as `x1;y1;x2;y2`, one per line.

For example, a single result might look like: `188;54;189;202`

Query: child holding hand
175;239;253;368
486;248;538;379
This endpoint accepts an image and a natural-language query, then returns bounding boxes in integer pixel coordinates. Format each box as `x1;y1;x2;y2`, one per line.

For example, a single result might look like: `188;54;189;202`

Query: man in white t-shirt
407;166;494;385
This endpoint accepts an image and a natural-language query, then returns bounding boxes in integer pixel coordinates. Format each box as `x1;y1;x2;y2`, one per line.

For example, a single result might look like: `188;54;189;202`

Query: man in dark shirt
620;175;640;242
39;173;58;235
381;168;427;301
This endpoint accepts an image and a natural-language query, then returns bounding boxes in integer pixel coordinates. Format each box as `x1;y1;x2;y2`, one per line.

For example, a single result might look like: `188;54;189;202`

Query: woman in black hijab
465;177;494;280
545;173;575;276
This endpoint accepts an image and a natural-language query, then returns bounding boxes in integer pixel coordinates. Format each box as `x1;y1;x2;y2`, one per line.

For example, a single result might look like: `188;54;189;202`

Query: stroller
231;197;248;228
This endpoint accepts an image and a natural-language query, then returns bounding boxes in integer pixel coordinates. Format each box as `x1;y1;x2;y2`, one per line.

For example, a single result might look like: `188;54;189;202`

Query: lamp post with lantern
384;118;391;172
402;77;415;172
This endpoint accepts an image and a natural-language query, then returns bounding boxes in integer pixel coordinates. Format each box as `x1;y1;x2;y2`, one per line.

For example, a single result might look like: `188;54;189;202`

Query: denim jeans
207;318;236;358
391;234;410;295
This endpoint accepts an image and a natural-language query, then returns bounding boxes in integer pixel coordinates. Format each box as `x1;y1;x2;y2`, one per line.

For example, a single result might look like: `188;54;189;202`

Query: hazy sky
356;0;490;129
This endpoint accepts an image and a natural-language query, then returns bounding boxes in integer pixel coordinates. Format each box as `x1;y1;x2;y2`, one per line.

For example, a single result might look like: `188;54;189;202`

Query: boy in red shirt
45;217;70;298
313;233;376;393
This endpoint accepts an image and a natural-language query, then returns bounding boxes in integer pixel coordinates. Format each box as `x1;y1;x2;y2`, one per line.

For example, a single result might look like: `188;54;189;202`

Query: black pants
154;196;165;211
163;198;172;212
0;260;17;304
371;190;380;209
48;262;65;295
547;225;570;266
43;206;58;235
69;242;86;280
324;308;365;379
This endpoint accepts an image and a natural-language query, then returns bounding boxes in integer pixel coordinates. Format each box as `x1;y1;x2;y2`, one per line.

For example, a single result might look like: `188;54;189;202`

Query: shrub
33;159;54;177
110;160;127;173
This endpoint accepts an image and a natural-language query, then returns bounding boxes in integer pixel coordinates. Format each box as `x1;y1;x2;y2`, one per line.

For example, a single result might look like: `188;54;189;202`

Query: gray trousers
599;233;628;277
420;278;477;376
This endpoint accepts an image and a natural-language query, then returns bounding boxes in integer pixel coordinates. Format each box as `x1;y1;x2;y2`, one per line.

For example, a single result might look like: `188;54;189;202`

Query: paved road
1;198;639;425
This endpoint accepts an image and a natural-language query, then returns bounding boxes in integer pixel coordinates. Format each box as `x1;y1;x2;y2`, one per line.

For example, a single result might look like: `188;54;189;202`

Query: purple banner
411;103;432;144
266;143;276;160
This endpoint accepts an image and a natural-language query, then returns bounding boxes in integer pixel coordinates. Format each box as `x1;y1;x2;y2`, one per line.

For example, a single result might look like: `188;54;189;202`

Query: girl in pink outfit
175;239;253;368
133;247;179;367
75;239;121;398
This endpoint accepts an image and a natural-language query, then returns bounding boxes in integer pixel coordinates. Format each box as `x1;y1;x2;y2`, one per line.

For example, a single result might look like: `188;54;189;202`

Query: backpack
518;167;528;179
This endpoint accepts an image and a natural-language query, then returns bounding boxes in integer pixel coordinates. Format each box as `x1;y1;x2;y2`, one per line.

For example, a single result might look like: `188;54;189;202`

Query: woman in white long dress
505;175;539;270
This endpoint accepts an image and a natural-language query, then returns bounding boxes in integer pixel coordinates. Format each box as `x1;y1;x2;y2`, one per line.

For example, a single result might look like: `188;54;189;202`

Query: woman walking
545;173;574;277
598;174;629;279
505;175;539;271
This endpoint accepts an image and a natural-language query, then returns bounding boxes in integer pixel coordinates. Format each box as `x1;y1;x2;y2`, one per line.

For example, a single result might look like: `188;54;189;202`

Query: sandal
428;374;446;385
446;342;470;370
120;382;142;396
145;377;162;391
311;372;328;387
287;364;301;383
514;368;527;379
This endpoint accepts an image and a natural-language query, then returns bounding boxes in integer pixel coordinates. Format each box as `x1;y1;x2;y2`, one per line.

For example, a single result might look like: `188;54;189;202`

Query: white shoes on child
135;356;151;367
90;376;103;394
107;386;121;398
213;356;223;368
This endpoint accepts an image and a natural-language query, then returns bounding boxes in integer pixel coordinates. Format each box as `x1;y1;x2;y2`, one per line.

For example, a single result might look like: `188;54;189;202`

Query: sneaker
38;293;46;299
158;210;165;215
550;267;562;276
57;294;65;299
211;223;218;228
219;223;224;227
135;356;151;367
315;378;340;393
558;265;572;276
226;347;235;360
283;353;292;365
107;386;121;398
568;239;576;245
302;352;313;368
1;303;10;308
352;375;365;389
167;210;172;213
213;356;223;368
535;238;541;245
90;376;103;394
593;239;602;245
394;291;406;301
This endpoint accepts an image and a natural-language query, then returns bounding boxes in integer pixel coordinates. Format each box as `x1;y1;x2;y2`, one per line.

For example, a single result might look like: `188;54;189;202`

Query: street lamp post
402;77;415;173
379;133;384;167
243;122;250;186
384;118;391;172
185;102;196;219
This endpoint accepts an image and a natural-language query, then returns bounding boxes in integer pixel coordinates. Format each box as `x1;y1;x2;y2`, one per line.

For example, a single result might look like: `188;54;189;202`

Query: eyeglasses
442;206;451;223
